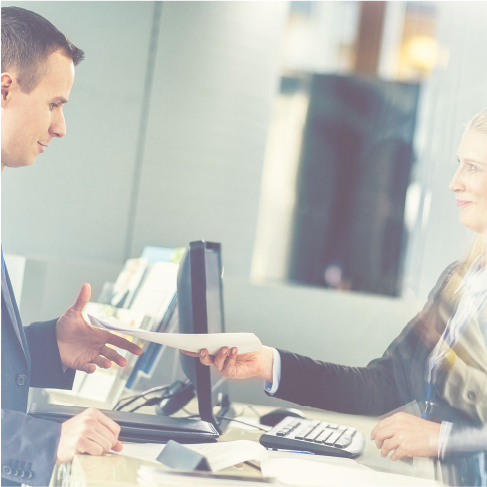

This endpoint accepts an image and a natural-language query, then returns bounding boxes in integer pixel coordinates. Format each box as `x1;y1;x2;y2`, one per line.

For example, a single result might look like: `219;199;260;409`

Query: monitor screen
177;240;232;432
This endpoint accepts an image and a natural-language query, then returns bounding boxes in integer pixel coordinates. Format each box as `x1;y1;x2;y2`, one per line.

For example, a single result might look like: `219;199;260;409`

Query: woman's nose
449;166;465;193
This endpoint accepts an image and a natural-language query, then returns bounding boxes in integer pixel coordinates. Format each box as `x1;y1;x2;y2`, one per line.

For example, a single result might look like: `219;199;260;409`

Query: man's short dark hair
1;6;84;93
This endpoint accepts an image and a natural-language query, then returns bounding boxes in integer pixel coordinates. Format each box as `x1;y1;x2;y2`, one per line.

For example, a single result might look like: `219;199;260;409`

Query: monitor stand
199;393;235;434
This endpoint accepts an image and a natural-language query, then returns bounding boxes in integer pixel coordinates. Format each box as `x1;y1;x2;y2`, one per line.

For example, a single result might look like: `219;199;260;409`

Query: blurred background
2;1;487;406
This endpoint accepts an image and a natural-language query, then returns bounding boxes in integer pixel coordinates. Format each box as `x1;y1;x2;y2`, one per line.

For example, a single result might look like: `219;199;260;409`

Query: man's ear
1;73;14;107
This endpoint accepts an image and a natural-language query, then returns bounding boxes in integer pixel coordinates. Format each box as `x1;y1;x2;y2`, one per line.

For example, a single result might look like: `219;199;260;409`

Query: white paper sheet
117;442;164;463
88;315;263;355
260;458;439;486
188;441;268;472
118;441;268;473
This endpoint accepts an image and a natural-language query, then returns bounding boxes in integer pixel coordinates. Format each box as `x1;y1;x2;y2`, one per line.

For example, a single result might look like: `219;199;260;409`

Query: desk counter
49;402;441;486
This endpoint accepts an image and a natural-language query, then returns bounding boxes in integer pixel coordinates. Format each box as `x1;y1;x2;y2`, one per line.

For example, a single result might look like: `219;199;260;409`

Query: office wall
2;2;486;406
2;1;155;321
131;1;287;275
2;2;153;263
2;1;288;324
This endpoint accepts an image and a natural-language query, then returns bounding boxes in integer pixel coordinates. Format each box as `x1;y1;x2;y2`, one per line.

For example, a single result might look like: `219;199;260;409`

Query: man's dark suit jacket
1;262;74;486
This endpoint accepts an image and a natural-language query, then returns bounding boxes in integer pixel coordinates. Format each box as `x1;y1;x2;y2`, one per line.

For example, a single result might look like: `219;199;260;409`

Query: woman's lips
456;200;471;208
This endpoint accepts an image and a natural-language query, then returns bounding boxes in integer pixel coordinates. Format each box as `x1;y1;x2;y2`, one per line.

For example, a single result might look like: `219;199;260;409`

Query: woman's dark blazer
272;263;487;459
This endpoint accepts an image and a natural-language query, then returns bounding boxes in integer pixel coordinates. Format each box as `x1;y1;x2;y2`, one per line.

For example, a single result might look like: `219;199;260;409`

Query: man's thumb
72;283;91;312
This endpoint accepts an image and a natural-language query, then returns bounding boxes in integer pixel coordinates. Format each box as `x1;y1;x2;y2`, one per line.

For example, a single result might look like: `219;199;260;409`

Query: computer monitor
177;240;234;433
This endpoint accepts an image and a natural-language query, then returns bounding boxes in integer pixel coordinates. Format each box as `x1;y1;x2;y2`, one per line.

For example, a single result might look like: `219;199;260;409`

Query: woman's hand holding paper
182;345;274;382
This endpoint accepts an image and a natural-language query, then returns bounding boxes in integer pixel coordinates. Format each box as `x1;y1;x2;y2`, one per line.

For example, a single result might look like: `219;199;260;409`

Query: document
88;315;263;355
187;441;268;472
137;466;274;486
260;458;439;486
120;440;268;472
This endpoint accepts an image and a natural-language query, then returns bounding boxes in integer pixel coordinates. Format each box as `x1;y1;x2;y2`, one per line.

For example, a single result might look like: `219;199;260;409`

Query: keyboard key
314;428;333;443
304;428;324;442
276;431;288;437
334;434;353;448
294;421;319;440
295;427;315;440
327;423;338;429
323;431;342;445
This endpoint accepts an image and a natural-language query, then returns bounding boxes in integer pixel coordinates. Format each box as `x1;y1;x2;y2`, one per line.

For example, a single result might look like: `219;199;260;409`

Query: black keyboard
259;417;365;458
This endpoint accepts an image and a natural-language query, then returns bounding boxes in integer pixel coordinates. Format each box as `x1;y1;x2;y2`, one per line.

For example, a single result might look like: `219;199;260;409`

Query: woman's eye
467;164;478;171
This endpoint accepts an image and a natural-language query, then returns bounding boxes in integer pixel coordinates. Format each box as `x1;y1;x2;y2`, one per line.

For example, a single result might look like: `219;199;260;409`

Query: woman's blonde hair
443;107;487;299
466;106;487;133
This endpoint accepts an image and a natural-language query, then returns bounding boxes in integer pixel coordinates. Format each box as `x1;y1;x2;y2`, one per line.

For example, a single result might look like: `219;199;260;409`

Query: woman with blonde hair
186;107;487;485
444;107;487;297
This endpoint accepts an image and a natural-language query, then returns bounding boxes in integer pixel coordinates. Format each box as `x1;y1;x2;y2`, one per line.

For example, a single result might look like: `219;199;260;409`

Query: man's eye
49;103;58;110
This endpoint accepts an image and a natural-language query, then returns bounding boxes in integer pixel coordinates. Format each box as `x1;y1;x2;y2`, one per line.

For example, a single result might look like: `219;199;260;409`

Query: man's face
1;50;75;170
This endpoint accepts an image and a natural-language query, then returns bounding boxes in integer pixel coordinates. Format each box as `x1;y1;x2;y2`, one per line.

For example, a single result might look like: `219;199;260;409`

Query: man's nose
449;166;465;193
49;110;66;138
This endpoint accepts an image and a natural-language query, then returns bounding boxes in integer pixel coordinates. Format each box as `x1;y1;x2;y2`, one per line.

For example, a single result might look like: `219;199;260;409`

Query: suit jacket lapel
2;264;30;364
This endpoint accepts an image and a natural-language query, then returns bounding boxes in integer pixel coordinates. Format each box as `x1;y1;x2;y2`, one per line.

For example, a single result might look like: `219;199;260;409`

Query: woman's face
450;129;487;234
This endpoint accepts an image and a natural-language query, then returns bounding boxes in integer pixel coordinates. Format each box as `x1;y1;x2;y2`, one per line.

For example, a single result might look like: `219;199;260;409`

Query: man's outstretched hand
56;283;142;373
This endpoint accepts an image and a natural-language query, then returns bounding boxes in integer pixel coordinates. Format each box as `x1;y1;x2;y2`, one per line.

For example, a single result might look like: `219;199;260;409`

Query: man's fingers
91;410;121;440
91;356;111;369
100;345;125;364
112;441;123;452
72;283;91;312
85;426;114;453
106;333;142;356
98;346;127;368
77;437;104;456
58;409;121;464
79;363;96;374
79;409;120;447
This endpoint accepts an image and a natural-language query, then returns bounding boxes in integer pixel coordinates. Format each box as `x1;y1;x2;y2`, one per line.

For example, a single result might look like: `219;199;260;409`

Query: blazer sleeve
442;422;487;457
1;409;61;487
23;319;75;389
272;263;457;416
